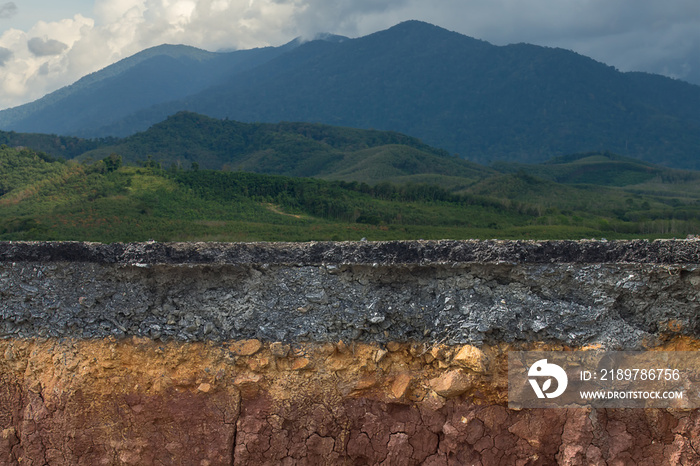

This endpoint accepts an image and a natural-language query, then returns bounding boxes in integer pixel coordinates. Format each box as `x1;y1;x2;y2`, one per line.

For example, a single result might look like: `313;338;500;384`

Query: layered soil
1;338;700;465
1;240;699;464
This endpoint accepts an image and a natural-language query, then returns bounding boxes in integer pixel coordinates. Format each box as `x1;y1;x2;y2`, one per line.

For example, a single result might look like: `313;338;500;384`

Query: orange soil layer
1;337;700;465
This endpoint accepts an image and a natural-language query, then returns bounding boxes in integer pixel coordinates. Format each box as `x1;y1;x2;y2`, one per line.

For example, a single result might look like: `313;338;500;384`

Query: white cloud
0;0;327;109
0;14;96;108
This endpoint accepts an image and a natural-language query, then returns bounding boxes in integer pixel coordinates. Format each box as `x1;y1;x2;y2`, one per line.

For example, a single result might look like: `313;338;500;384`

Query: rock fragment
429;370;472;398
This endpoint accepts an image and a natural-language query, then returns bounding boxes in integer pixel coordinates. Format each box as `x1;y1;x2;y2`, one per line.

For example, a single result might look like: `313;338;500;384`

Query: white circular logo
528;359;568;399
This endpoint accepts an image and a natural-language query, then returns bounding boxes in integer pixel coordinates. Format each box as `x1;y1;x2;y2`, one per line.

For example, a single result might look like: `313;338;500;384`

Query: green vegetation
2;145;699;243
77;112;492;187
492;152;665;186
0;145;68;196
0;130;115;160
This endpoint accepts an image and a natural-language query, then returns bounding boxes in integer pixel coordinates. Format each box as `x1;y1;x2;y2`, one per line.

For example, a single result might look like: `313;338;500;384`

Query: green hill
0;145;68;195
491;152;669;186
79;112;493;186
3;144;700;242
0;130;108;161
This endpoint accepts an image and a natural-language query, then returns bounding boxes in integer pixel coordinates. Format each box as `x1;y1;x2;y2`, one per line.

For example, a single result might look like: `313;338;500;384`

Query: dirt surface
1;338;699;465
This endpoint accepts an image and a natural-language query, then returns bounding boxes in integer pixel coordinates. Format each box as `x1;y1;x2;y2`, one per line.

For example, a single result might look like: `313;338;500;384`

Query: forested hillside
2;21;700;169
0;42;302;137
2;145;699;242
78;112;493;186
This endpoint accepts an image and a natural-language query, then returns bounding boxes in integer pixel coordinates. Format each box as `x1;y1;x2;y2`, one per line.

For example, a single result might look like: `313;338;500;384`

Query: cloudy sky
1;0;699;110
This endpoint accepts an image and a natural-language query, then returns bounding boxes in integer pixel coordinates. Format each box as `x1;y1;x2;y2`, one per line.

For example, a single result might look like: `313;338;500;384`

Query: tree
144;154;160;169
103;153;122;172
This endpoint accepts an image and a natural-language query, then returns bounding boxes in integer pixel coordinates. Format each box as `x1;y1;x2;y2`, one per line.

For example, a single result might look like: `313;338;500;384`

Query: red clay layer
1;338;699;465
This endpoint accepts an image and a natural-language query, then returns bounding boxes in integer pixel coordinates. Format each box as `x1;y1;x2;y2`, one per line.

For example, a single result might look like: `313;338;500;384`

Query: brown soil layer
1;338;699;465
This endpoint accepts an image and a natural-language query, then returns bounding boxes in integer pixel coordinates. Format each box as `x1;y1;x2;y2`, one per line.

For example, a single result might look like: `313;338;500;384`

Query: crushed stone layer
2;242;700;348
1;338;699;465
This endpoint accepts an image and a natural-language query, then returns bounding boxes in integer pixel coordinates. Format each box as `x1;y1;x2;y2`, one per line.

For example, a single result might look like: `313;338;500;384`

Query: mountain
2;21;700;169
0;40;304;137
79;111;492;185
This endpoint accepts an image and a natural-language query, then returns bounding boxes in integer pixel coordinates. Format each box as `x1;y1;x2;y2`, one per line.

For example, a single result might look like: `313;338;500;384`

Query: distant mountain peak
367;19;489;48
2;20;700;169
390;19;443;29
312;32;348;43
127;43;216;60
384;20;467;36
287;32;350;47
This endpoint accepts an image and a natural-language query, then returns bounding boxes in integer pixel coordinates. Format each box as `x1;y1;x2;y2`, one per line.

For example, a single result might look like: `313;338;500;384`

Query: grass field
2;145;699;242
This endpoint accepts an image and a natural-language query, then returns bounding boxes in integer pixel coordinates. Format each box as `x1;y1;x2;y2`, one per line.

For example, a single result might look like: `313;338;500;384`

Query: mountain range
1;20;700;169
